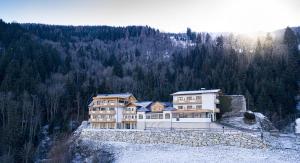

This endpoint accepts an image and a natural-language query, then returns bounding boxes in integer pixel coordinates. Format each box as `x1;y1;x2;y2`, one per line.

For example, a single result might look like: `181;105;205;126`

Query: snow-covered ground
296;118;300;134
71;122;300;163
221;116;260;130
76;140;300;163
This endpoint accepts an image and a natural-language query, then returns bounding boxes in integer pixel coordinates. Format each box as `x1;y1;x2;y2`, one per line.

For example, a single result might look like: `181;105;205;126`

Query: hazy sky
1;0;300;33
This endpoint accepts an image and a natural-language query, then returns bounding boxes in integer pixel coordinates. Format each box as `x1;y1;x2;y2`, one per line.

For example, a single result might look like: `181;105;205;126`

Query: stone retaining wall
79;128;267;149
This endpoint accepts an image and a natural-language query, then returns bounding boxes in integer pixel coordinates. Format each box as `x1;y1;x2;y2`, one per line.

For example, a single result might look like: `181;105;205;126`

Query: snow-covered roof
137;107;150;112
163;107;176;111
88;101;93;107
171;89;221;96
161;102;172;107
135;101;152;108
96;93;133;98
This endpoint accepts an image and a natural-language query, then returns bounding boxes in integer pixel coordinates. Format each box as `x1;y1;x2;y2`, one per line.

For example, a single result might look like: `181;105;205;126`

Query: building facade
89;89;221;130
171;89;221;122
88;93;137;129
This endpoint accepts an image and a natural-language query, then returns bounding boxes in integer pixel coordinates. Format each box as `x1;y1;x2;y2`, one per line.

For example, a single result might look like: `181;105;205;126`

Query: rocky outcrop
222;95;247;117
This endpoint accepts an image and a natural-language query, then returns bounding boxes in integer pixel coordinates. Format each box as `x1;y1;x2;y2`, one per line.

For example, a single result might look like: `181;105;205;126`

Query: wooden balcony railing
173;100;202;104
172;108;220;113
123;111;136;114
122;118;137;122
89;118;116;122
93;103;125;107
89;110;116;114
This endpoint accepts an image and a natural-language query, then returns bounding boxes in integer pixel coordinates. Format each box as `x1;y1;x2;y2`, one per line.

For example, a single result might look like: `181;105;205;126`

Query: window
196;96;202;101
187;106;193;110
97;101;101;105
151;114;158;119
196;105;202;110
194;113;201;118
159;114;163;119
100;108;106;111
178;106;183;109
109;108;114;111
165;113;170;119
178;97;183;101
187;96;192;101
179;113;185;118
146;115;150;119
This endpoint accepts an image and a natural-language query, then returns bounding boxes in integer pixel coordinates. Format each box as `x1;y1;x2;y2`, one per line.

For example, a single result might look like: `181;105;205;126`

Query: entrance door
126;123;130;129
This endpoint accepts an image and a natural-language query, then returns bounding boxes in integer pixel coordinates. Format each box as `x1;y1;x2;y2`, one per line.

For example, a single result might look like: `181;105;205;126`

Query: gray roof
163;107;176;111
161;102;173;107
171;89;221;95
96;93;133;98
135;101;152;108
88;101;93;107
137;107;150;112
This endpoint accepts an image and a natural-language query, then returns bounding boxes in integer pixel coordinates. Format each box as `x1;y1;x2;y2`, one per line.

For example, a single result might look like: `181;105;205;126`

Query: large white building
137;89;221;130
171;89;221;122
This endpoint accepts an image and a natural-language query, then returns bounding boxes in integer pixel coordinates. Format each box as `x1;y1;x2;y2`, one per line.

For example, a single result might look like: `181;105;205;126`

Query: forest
0;20;299;162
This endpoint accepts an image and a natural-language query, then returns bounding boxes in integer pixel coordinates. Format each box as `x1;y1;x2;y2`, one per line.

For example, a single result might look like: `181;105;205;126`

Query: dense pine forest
0;20;299;162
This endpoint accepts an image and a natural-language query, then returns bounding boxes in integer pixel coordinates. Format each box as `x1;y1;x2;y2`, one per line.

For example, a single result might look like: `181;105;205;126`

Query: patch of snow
296;101;300;111
80;141;300;163
254;112;266;119
35;125;52;162
295;118;300;134
221;116;260;130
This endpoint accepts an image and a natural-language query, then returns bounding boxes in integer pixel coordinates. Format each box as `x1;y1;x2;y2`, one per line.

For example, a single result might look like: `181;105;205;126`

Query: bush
244;111;256;120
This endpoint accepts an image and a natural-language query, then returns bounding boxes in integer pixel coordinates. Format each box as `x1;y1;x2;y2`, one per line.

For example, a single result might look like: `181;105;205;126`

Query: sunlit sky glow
1;0;299;33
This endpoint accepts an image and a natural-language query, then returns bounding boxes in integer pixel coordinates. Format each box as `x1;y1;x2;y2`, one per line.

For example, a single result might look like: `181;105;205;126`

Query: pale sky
1;0;300;33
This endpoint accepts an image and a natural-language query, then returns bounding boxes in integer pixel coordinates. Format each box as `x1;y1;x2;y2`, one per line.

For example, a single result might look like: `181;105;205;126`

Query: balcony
93;103;125;107
173;100;202;104
122;118;137;122
89;110;116;114
89;118;116;122
123;110;136;114
172;108;220;113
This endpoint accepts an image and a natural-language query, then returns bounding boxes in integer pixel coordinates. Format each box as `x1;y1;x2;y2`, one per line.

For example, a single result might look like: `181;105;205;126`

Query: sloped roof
137;107;150;112
163;107;176;111
96;93;133;98
171;89;221;95
161;102;172;107
135;101;152;108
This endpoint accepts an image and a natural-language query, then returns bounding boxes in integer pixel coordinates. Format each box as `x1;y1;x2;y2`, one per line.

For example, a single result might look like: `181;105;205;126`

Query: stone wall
79;128;266;149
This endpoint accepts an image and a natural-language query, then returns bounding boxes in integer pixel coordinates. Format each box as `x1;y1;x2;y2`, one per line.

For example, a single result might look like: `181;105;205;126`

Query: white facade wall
172;93;217;110
137;111;216;130
201;93;217;110
172;118;211;123
115;107;123;123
